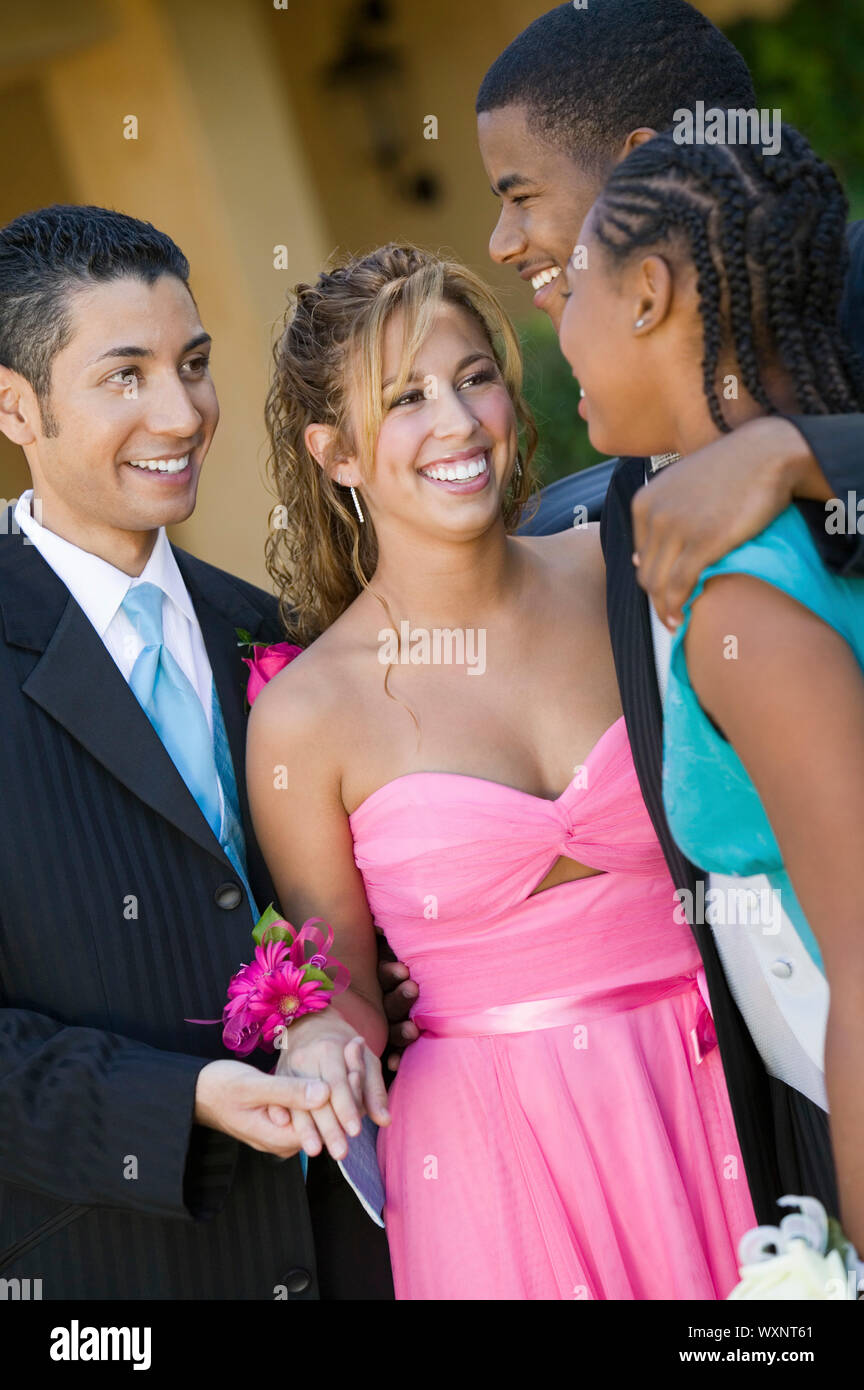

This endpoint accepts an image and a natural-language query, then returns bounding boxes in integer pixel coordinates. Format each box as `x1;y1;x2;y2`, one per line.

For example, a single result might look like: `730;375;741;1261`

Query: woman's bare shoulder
517;521;604;579
247;608;368;744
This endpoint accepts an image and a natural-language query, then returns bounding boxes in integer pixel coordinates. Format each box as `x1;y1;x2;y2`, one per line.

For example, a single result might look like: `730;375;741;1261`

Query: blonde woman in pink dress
246;244;756;1300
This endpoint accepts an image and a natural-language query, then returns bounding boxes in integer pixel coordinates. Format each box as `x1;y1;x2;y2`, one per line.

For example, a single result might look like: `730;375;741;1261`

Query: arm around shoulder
783;412;864;576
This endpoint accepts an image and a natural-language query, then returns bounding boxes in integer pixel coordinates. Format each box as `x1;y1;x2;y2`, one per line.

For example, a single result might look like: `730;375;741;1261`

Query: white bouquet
728;1195;862;1300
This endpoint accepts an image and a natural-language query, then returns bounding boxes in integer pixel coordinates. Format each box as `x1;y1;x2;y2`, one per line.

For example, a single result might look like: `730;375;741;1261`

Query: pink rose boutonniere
236;628;303;706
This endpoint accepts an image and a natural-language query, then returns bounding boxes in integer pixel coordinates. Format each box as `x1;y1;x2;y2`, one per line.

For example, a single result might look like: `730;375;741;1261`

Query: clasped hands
194;1010;391;1161
270;1010;391;1160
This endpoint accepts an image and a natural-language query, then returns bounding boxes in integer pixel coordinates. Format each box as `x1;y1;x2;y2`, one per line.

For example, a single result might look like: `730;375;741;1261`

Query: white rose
728;1239;854;1300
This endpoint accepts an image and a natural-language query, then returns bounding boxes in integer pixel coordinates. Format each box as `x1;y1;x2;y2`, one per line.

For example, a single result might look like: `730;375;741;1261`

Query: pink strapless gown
349;717;755;1299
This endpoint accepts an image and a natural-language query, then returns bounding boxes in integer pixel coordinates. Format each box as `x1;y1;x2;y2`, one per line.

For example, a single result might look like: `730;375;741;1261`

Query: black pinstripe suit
0;517;393;1299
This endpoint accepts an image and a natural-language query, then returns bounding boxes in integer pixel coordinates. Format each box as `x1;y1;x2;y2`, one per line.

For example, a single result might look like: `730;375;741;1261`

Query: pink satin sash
413;970;717;1062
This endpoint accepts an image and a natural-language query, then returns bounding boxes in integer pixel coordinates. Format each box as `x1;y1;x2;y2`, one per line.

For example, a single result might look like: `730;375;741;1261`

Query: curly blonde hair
264;242;539;645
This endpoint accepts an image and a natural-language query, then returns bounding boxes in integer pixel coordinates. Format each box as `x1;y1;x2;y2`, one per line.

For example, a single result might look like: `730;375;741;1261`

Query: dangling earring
336;469;364;524
514;456;523;482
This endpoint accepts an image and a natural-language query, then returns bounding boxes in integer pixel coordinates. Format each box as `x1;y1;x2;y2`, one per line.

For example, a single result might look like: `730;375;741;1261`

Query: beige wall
0;72;76;504
0;0;330;586
265;0;543;311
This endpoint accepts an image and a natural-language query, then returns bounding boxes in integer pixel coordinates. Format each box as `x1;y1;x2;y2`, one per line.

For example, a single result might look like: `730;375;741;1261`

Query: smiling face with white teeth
373;303;519;539
478;104;612;333
308;300;520;549
0;273;218;572
477;104;658;333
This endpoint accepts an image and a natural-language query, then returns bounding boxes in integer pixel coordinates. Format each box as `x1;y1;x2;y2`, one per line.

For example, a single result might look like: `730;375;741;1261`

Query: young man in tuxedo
381;0;864;1226
0;204;393;1299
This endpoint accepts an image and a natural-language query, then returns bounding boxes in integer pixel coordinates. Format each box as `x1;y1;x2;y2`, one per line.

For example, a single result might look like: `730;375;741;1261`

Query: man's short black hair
476;0;757;174
0;204;190;433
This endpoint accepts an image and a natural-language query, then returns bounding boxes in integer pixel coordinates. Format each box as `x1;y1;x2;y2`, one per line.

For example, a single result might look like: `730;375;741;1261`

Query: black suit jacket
0;519;391;1299
519;220;864;1221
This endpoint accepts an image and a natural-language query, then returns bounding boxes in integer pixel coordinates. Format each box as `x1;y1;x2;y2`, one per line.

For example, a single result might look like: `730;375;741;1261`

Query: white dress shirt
644;460;828;1111
14;489;225;823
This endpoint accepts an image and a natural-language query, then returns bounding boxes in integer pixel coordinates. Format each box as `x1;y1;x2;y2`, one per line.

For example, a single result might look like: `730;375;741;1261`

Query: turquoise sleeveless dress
662;503;864;976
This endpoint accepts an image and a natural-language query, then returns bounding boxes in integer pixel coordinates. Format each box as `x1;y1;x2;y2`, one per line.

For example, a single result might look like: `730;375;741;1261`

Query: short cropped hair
0;204;190;432
476;0;756;174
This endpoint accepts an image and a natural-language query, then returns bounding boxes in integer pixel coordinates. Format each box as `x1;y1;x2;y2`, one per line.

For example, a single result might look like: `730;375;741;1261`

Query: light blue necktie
124;585;310;1172
122;582;222;840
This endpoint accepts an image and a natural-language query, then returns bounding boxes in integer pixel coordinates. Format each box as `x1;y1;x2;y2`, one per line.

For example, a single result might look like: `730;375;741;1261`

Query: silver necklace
648;451;681;474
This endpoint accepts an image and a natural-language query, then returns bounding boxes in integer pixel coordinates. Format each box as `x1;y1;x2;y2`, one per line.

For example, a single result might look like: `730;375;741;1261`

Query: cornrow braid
593;123;864;428
753;131;860;413
686;145;775;415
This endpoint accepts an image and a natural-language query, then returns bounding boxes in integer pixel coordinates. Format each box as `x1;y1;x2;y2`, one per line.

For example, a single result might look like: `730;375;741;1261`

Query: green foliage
726;0;864;218
517;312;604;486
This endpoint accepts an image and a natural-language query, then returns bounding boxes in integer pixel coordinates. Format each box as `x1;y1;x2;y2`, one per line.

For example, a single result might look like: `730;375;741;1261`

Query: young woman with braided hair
560;123;864;1258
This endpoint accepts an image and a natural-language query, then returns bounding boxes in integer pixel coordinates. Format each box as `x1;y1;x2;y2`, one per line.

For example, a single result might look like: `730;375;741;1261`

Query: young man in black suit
0;204;393;1299
381;0;864;1228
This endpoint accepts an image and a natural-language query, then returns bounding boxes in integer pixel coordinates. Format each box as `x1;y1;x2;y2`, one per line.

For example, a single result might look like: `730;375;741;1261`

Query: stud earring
634;318;646;329
350;486;365;524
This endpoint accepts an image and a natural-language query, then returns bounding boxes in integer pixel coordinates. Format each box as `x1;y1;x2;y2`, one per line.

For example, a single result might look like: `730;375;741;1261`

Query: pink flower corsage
236;628;303;706
188;907;351;1056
